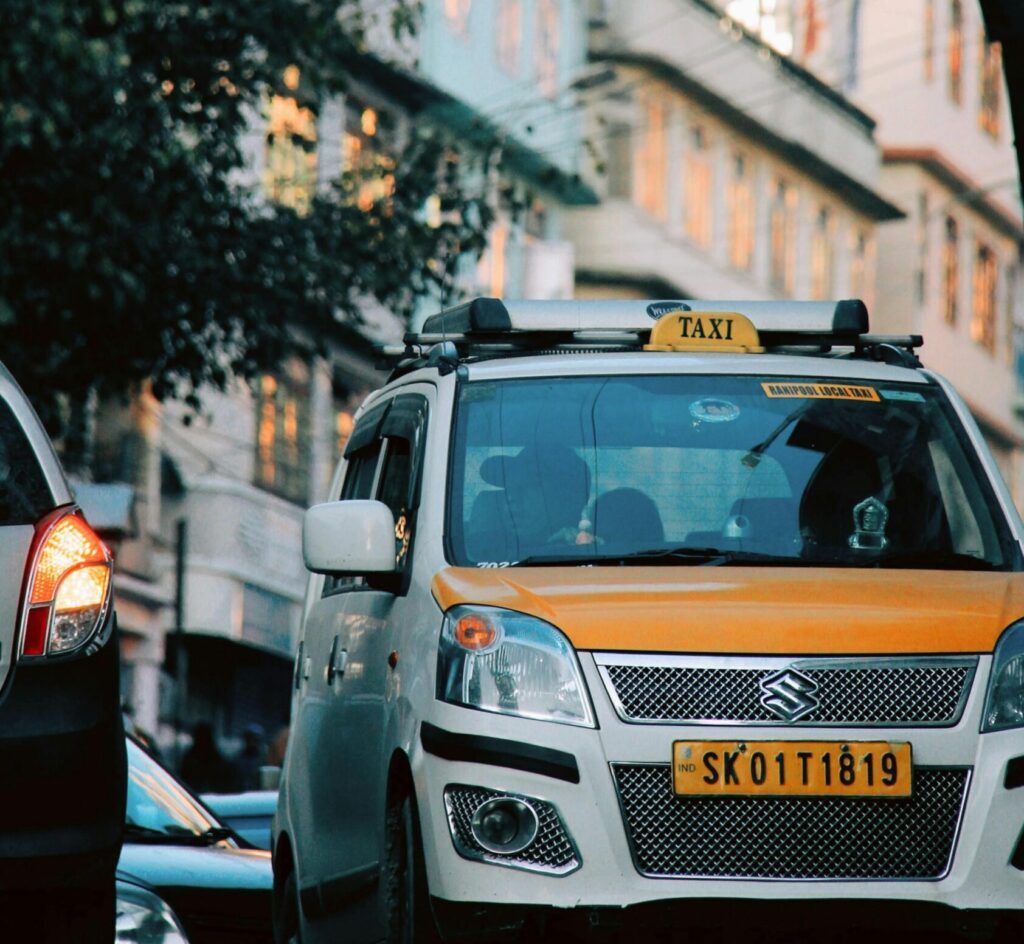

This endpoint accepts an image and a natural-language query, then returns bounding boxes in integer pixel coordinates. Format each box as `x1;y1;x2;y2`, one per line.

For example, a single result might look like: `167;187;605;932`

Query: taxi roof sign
644;310;764;353
417;298;869;339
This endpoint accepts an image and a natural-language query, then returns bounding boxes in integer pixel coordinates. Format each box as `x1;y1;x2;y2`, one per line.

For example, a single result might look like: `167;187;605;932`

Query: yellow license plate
672;740;912;798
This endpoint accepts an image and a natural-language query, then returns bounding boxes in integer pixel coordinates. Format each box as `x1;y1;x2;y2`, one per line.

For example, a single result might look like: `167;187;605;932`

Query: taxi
272;298;1024;943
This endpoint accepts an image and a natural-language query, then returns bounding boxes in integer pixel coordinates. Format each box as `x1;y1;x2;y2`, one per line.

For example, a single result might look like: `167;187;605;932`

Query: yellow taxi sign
644;310;764;353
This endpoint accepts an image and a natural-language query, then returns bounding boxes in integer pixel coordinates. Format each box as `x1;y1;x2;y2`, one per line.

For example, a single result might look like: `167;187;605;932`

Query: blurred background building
67;0;1022;754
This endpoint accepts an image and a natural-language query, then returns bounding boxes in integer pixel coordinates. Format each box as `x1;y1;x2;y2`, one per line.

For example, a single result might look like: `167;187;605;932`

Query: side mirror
303;500;396;575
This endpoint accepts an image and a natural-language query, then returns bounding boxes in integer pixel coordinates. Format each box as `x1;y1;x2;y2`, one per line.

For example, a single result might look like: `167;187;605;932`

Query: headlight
982;621;1024;732
437;606;594;727
116;881;190;944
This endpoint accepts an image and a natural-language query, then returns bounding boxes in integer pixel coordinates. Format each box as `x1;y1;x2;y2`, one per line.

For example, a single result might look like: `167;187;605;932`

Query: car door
316;391;430;935
288;402;387;908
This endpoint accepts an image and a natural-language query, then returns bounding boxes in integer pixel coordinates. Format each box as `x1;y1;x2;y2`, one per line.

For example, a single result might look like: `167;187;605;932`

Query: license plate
672;740;912;798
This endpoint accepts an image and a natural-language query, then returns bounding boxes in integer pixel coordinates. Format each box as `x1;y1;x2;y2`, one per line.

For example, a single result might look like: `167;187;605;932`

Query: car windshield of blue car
125;740;221;840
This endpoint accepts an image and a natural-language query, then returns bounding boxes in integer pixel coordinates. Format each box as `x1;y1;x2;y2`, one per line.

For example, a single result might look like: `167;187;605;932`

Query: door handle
327;636;348;685
294;642;309;691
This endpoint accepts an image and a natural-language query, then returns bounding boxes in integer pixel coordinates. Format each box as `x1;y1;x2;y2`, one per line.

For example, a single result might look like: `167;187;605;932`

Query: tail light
19;508;113;658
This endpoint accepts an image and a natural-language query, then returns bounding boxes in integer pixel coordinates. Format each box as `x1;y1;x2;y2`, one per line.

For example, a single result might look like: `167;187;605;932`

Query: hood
432;566;1024;654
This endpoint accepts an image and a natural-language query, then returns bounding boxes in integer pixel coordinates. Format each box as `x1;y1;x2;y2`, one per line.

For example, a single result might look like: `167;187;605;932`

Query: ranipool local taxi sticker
762;381;880;402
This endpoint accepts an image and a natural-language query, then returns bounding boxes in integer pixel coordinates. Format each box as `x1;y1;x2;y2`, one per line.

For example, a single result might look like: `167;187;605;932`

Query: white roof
460;350;928;384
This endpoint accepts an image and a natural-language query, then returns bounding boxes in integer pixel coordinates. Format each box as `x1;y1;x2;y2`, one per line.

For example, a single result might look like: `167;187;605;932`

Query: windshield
447;374;1019;570
125;739;223;840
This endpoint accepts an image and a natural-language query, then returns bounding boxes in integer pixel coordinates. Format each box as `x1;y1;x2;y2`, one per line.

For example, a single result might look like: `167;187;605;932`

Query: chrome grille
443;784;579;875
613;764;969;880
601;659;975;725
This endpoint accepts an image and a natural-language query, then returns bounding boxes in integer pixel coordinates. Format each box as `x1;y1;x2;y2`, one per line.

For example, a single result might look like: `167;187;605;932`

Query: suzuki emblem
759;669;819;722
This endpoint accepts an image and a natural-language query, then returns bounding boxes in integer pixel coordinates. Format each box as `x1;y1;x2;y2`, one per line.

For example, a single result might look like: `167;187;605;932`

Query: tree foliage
0;0;490;427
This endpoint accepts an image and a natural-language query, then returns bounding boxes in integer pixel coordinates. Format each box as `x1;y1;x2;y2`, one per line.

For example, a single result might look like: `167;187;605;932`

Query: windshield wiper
124;823;186;844
868;550;997;571
124;822;234;845
613;546;813;566
510;547;809;567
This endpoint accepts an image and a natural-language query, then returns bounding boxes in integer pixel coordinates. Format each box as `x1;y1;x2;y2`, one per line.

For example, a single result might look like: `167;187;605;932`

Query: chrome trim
595;653;979;727
442;784;581;876
610;763;972;882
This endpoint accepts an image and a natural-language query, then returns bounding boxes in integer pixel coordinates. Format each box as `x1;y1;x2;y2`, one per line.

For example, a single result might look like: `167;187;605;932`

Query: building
564;0;902;302
410;0;596;305
854;0;1024;503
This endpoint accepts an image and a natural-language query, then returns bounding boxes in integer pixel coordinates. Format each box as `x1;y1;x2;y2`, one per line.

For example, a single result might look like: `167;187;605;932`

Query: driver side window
322;441;382;597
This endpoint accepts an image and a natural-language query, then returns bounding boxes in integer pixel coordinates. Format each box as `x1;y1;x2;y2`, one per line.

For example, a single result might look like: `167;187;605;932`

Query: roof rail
380;298;923;378
413;297;870;341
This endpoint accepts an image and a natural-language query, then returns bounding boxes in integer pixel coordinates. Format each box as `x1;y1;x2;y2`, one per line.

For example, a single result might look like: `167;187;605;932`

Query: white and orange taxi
273;298;1024;943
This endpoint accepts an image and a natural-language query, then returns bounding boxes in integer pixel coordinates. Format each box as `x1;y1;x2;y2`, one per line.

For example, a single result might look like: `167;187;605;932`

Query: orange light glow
53;565;111;612
30;516;108;604
454;614;498;651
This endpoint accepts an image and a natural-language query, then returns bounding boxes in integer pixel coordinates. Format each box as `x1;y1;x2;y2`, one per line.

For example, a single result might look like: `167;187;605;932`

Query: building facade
565;0;901;302
412;0;595;305
855;0;1024;503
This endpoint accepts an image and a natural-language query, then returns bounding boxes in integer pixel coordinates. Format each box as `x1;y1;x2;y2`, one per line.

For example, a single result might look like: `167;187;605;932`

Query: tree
0;0;490;434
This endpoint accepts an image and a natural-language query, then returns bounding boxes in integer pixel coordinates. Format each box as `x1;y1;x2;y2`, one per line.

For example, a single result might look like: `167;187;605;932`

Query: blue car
119;739;273;944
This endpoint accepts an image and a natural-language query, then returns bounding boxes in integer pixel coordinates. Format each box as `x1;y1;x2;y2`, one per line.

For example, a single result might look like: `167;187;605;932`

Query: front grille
613;764;969;880
443;784;579;875
601;659;974;726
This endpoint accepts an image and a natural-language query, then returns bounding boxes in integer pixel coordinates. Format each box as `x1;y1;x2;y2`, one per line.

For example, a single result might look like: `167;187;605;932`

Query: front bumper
413;653;1024;922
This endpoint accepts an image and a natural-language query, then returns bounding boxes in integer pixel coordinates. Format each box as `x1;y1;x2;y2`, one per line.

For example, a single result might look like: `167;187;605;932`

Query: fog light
470;797;539;854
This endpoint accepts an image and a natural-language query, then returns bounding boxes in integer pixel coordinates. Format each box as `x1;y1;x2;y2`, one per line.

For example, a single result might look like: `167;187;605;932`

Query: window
809;206;834;299
943;216;959;324
971;243;998;352
323;438;382;597
1005;263;1018;367
979;39;1002;138
0;397;53;525
255;361;311;504
799;0;824;60
727;153;755;272
606;122;632;199
341;100;394;212
333;382;366;464
497;0;522;74
536;0;559;98
635;92;668;220
924;0;935;81
948;0;963;104
685;126;713;249
476;222;509;297
264;79;317;214
725;0;794;55
916;192;930;306
769;178;797;294
378;439;414;571
849;228;871;302
445;0;471;34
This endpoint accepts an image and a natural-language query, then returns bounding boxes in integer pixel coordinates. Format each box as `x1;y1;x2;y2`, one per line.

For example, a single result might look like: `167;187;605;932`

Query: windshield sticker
761;382;880;402
880;389;926;403
689;397;741;423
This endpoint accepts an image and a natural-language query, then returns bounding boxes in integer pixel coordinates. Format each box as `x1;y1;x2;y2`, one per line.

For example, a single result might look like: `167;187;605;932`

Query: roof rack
381;298;922;376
